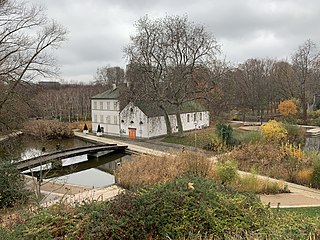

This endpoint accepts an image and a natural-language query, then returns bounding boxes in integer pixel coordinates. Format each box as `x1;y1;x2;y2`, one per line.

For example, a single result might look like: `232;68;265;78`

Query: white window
93;101;97;109
106;116;111;124
100;101;103;109
187;114;190;123
93;115;97;122
113;101;118;110
194;113;196;121
114;116;118;124
100;115;104;123
107;101;110;110
200;112;202;121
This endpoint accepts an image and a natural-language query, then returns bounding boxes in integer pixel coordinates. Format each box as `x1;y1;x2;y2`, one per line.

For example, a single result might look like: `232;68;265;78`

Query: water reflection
1;136;131;188
49;169;115;188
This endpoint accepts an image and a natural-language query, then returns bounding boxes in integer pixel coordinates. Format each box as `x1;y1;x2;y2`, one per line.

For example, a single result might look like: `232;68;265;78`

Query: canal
0;135;130;188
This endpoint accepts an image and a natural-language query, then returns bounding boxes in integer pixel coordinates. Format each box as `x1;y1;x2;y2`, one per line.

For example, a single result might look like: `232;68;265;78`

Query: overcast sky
29;0;320;83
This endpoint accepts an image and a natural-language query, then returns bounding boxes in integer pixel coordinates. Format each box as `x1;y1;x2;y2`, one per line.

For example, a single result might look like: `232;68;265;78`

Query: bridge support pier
51;159;63;169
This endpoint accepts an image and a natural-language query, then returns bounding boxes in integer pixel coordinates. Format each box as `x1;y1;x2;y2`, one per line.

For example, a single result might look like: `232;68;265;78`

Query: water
305;136;320;151
0;135;130;188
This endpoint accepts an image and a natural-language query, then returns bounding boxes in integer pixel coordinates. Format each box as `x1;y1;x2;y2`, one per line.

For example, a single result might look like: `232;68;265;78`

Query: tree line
1;1;320;133
123;15;320;136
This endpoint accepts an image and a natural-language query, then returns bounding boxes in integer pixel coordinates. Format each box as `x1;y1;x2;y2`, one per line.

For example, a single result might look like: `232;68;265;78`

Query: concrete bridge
16;144;128;171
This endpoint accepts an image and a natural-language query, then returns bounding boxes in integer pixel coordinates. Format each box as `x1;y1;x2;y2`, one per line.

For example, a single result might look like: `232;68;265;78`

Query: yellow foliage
280;142;304;161
260;120;288;142
295;168;313;185
278;99;297;117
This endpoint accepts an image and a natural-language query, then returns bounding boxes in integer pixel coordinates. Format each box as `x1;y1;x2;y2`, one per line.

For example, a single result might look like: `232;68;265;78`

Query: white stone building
91;88;210;139
91;87;121;136
119;101;209;139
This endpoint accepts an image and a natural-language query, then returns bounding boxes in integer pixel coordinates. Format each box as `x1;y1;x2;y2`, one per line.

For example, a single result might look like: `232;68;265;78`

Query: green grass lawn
162;127;214;149
275;207;320;218
162;125;263;149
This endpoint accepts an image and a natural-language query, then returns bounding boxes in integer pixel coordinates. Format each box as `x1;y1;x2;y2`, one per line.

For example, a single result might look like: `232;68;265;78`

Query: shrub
214;160;239;184
12;175;319;239
283;123;305;145
0;228;20;240
308;110;320;119
260;120;287;143
278;99;297;117
0;161;29;208
23;120;74;140
208;134;229;153
279;142;309;182
233;129;263;145
216;122;233;145
230;143;314;185
311;158;320;188
295;168;313;186
229;143;284;177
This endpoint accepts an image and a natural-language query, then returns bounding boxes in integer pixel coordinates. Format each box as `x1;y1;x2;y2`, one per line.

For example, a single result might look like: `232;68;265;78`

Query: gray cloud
28;0;320;82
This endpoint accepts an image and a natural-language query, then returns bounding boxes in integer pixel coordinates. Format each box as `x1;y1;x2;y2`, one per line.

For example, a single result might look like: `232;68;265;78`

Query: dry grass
115;151;286;194
233;174;288;194
294;168;313;186
23;120;74;139
228;143;314;185
69;121;92;131
229;143;290;180
115;151;215;189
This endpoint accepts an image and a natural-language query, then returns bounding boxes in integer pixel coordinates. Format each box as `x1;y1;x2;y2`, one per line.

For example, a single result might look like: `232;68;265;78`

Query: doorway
128;128;136;139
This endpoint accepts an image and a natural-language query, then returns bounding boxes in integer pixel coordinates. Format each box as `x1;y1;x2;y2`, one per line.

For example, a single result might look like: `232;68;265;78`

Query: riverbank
71;132;320;208
18;131;320;208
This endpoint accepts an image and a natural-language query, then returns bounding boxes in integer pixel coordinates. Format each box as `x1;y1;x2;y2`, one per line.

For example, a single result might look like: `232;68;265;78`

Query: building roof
136;100;208;117
91;88;120;99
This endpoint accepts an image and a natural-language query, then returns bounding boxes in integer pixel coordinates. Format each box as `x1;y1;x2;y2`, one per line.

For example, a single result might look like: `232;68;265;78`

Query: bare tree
229;58;275;119
32;83;102;121
94;65;125;86
124;15;221;136
0;0;67;130
272;61;298;100
292;39;320;120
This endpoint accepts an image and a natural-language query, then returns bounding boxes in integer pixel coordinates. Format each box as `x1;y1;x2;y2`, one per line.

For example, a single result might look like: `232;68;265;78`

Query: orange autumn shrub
278;99;297;117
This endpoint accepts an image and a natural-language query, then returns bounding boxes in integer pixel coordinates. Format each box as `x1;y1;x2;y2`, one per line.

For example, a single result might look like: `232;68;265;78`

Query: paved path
16;144;127;171
41;185;124;207
239;171;320;208
40;132;320;209
74;132;170;156
0;131;23;143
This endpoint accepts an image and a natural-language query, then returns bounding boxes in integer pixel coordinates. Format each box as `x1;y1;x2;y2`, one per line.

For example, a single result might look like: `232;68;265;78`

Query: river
0;135;130;188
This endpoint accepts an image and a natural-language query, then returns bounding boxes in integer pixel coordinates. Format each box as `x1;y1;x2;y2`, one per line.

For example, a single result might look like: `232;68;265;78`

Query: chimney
112;83;116;90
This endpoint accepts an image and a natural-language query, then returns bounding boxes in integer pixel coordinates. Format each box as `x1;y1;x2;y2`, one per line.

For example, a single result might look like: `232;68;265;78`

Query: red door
128;128;136;139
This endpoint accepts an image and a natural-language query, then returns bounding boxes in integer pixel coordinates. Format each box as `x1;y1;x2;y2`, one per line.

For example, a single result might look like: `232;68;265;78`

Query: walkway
74;132;170;156
16;144;127;171
41;132;320;208
0;131;23;143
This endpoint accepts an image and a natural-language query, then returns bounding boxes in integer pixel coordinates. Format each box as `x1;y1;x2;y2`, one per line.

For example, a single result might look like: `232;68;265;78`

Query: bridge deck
16;144;127;171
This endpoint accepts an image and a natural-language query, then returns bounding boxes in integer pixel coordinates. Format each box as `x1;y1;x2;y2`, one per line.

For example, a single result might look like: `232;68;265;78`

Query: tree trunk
159;105;172;136
176;108;183;137
301;82;307;121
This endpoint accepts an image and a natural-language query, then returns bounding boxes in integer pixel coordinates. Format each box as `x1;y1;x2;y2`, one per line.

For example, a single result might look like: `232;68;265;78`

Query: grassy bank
276;207;320;218
1;175;319;239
